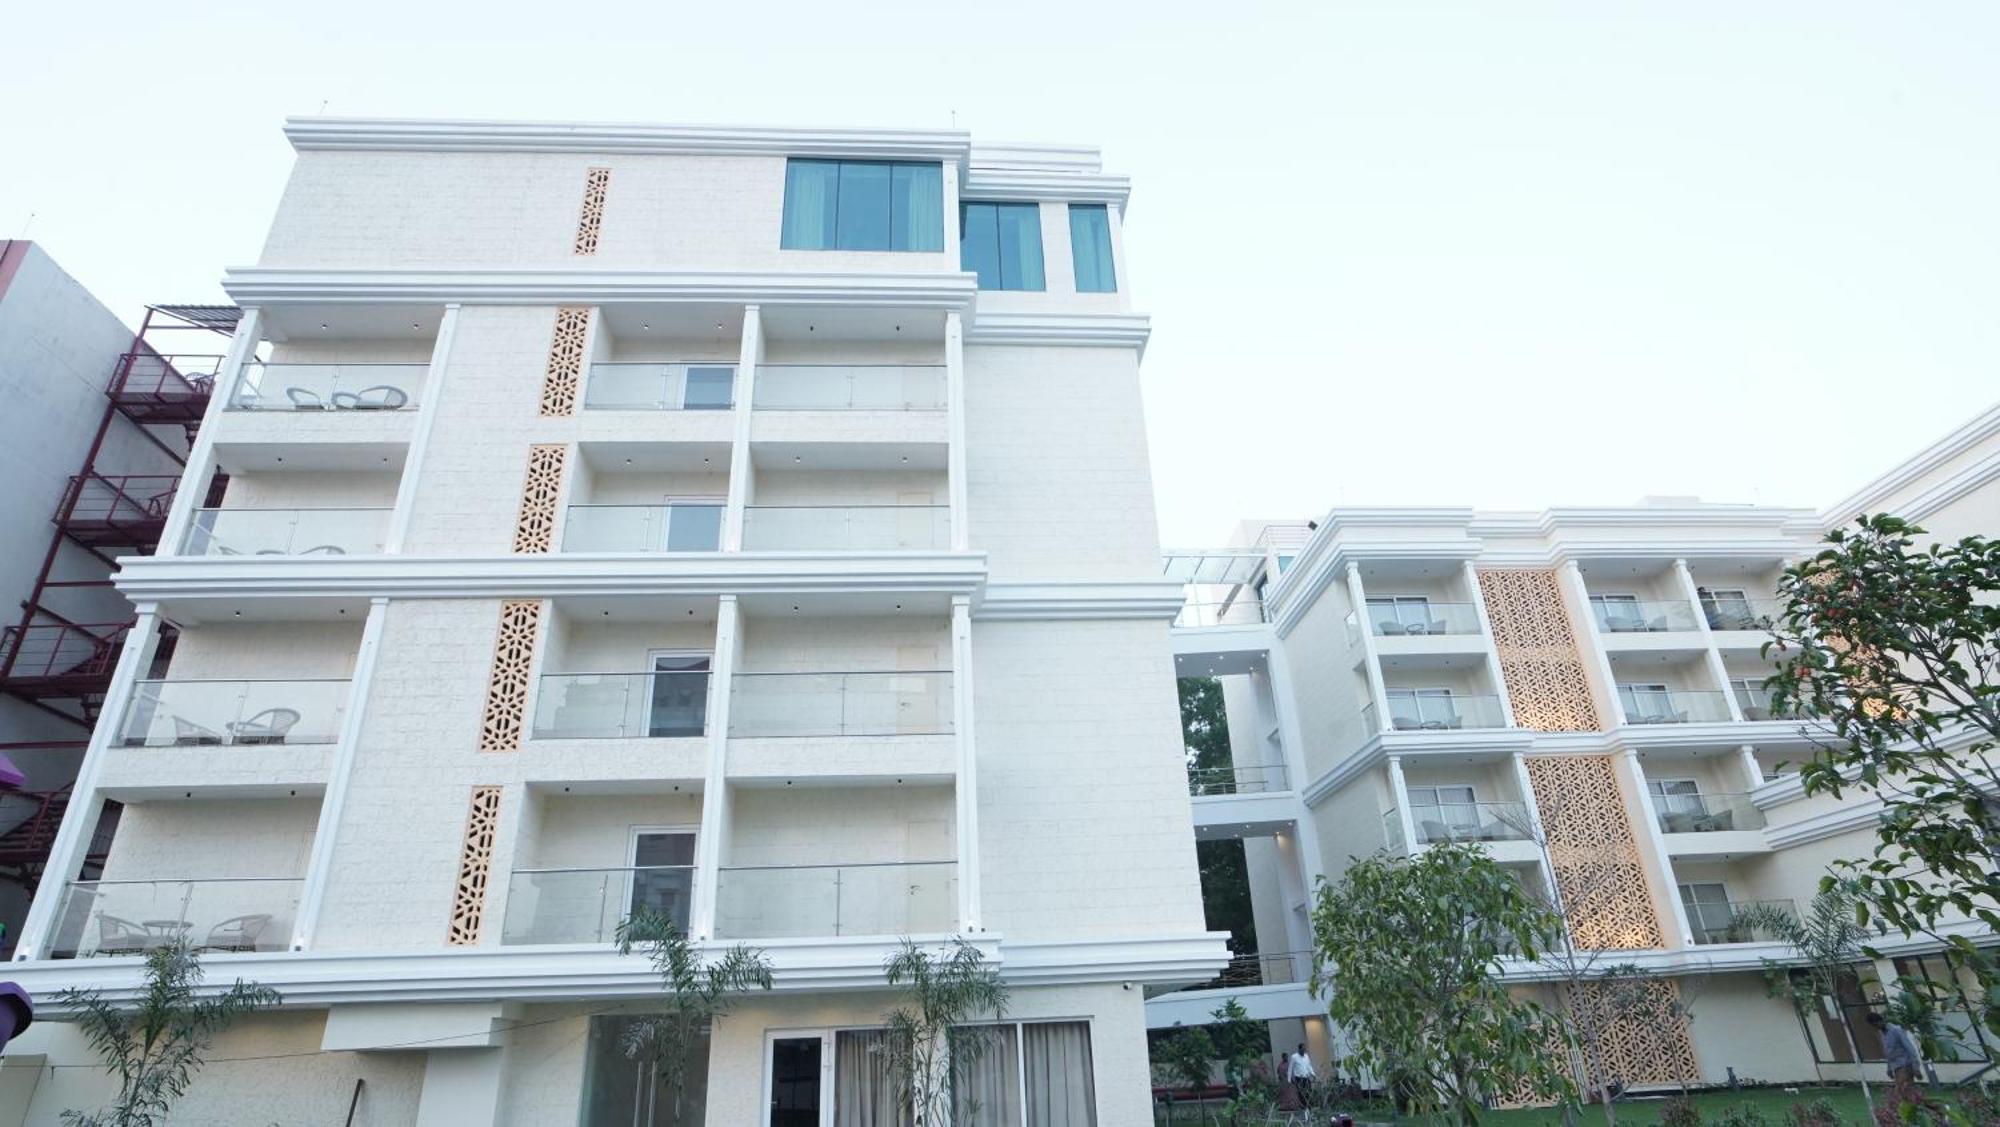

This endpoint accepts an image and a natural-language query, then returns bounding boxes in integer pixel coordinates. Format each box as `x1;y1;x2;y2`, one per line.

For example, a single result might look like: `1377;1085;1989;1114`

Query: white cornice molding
1764;797;1886;849
222;268;978;311
1822;400;2000;526
975;579;1185;621
284;117;973;164
961;168;1131;208
962;311;1151;353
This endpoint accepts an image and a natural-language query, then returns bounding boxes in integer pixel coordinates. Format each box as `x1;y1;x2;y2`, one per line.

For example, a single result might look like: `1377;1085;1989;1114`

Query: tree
59;940;280;1127
882;937;1009;1127
1311;843;1576;1124
615;907;774;1125
1739;886;1876;1116
1766;515;2000;1025
1181;677;1233;794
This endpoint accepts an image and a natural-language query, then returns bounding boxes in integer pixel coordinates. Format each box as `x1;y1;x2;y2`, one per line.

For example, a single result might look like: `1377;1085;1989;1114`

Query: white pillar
1559;560;1623;728
1738;745;1766;791
691;596;741;939
946;311;969;551
1344;566;1391;731
723;307;762;552
950;596;981;931
1673;558;1743;720
1509;752;1561;904
385;305;460;553
1615;747;1695;948
157;308;261;554
290;597;390;949
415;1049;504;1127
14;607;164;960
1384;755;1418;855
1464;561;1516;727
1263;644;1325;889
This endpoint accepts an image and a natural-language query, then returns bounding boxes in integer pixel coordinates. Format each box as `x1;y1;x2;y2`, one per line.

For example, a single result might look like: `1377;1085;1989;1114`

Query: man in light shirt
1288;1043;1318;1102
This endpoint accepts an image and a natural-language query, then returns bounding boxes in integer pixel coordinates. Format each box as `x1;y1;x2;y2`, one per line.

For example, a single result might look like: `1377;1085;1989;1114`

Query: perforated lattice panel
511;444;568;553
477;600;542;753
573;168;610;256
1567;976;1700;1088
447;785;503;945
1525;755;1664;949
539;307;590;417
1478;569;1602;732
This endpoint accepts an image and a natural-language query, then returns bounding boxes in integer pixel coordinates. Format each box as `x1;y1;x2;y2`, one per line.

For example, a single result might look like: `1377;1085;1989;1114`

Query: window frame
950;1017;1099;1127
645;648;713;738
959;201;1047;291
780;158;944;253
1067;202;1117;293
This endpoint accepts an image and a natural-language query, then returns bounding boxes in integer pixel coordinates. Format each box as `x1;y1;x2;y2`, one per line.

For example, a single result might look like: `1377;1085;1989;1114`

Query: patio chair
285;387;327;410
172;716;223;746
202;914;274;953
227;708;301;745
1604;614;1645;633
96;915;149;957
1376;620;1408;636
330;385;409;410
297;544;348;555
1420;820;1453;844
1392;716;1421;731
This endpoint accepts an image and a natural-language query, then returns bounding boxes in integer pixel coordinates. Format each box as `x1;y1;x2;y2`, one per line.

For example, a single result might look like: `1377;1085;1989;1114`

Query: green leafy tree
882;937;1009;1127
1181;677;1234;793
59;940;280;1127
615;907;774;1125
1180;678;1263;968
1311;843;1576;1124
1766;515;2000;1023
1739;886;1876;1116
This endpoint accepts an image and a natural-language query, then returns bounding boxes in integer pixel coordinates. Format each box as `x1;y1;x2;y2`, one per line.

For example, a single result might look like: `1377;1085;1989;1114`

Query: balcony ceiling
213;441;408;474
749;441;946;471
259;303;447;342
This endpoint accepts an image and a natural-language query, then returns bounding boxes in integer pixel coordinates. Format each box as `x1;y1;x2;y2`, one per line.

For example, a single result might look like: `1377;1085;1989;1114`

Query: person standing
1867;1012;1926;1111
1288;1043;1318;1103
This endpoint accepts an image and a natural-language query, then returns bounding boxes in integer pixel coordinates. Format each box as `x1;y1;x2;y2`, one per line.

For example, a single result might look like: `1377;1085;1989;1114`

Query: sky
3;1;1995;546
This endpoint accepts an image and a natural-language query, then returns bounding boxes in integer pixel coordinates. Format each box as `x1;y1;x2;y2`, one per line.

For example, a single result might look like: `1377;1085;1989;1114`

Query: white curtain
1023;1022;1097;1127
896;164;944;252
782;161;839;249
835;1029;910;1127
952;1024;1020;1126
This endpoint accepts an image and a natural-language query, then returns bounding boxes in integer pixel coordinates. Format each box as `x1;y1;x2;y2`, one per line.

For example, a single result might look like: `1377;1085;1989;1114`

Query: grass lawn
1157;1083;1939;1125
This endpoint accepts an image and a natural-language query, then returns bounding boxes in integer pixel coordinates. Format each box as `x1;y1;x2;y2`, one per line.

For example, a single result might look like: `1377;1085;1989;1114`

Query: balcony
531;671;710;740
1171;949;1312;994
729;671;953;738
230;362;425;411
1616;688;1734;725
562;503;723;553
48;877;302;958
1409;801;1534;845
1685;898;1797;945
1188;763;1289;797
1367;601;1481;637
118;679;349;747
713;861;955;939
740;505;948;552
184;507;389;557
1733;685;1798;723
1367;693;1510;733
500;865;693;945
1702;596;1783;634
754;364;945;411
1591;599;1700;634
1654;792;1766;835
584;362;735;411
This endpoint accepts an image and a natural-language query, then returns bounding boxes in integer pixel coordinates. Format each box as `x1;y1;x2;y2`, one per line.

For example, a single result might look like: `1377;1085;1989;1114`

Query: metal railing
1592;600;1700;633
111;351;223;399
1702;598;1784;633
729;671;953;737
1733;685;1799;722
1173;600;1268;628
58;474;178;526
1409;801;1535;844
713;861;956;939
230;362;426;411
753;364;946;411
0;623;129;683
561;504;723;553
1686;898;1797;945
1653;791;1767;834
184;507;389;556
583;362;736;411
740;505;949;551
1187;763;1290;797
49;877;303;958
531;672;711;739
500;866;694;945
1617;688;1735;725
1367;694;1510;732
1368;602;1482;637
118;679;350;747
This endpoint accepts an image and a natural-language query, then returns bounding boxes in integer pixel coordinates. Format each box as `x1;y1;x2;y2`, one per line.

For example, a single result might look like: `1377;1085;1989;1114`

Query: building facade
1154;402;2000;1091
0;120;1225;1125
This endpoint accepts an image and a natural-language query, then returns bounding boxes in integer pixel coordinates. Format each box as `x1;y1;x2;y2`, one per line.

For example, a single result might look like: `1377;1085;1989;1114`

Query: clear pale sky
4;2;1994;546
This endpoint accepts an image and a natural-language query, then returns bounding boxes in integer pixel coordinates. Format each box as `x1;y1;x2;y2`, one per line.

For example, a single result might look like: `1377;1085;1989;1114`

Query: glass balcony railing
713;861;956;939
1367;602;1482;637
1653;792;1767;834
531;672;710;740
184;507;390;556
1685;898;1797;945
1617;689;1735;725
1732;685;1800;722
562;504;723;553
1187;763;1290;797
1381;808;1407;853
1366;694;1510;732
48;877;303;958
230;362;425;411
500;866;693;945
1409;801;1534;844
583;362;735;411
1591;599;1700;633
119;679;349;747
729;671;953;738
753;364;946;411
1701;598;1784;633
1174;949;1313;993
1174;601;1267;628
740;506;949;552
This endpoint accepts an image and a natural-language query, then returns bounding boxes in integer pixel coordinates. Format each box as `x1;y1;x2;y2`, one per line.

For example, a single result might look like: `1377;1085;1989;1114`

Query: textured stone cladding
1525;754;1664;949
1477;568;1601;732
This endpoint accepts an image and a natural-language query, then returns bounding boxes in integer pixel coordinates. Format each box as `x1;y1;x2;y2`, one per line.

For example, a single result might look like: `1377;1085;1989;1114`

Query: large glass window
953;1021;1096;1126
1068;204;1116;292
960;202;1046;291
581;1016;708;1126
781;159;943;252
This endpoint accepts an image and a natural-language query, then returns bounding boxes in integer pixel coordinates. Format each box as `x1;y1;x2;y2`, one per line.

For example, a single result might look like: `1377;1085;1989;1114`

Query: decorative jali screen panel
1524;755;1663;950
478;600;543;754
447;785;504;945
511;444;568;553
539;307;590;417
1565;976;1700;1088
1476;568;1600;732
572;168;610;256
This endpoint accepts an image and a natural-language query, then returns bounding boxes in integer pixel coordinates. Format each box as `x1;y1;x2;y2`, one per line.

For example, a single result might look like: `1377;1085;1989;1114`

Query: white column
14;607;164;960
157;308;261;555
690;596;741;939
1615;746;1695;948
1559;560;1623;727
946;311;969;551
1508;752;1560;903
1464;560;1516;727
1344;566;1391;731
1737;745;1766;791
1384;755;1418;855
1672;559;1743;724
384;305;460;553
1263;644;1325;888
722;307;762;552
950;596;981;931
290;597;390;949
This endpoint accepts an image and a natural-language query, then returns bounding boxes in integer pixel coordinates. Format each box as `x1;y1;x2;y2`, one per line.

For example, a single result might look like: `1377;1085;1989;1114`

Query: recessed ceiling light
319;323;329;331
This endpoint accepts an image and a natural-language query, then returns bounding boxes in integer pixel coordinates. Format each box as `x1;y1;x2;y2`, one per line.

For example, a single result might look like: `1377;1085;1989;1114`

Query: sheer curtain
1023;1022;1097;1127
893;164;944;251
995;204;1045;291
782;160;839;250
952;1024;1020;1127
1068;205;1116;293
834;1029;910;1127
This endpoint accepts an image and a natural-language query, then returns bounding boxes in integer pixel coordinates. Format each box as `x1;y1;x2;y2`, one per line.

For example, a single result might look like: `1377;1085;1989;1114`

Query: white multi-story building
1154;402;2000;1090
0;118;1225;1125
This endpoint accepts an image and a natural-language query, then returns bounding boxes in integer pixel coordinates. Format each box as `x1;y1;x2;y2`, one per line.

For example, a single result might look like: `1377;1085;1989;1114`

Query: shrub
1710;1102;1771;1127
1660;1093;1703;1127
1787;1098;1841;1127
